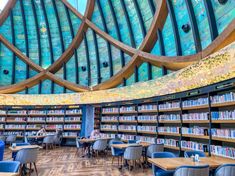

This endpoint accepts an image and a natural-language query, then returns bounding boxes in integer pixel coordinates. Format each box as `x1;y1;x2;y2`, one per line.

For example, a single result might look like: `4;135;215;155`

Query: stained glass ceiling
67;0;87;15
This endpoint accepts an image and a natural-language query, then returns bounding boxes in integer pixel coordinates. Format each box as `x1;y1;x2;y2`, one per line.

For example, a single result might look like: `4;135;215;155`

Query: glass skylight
67;0;87;15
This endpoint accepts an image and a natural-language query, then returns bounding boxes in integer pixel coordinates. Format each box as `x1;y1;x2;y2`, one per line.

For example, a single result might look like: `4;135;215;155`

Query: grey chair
43;135;54;150
75;137;85;156
6;134;17;145
15;148;38;176
53;134;62;147
174;165;209;176
147;144;164;158
0;135;6;142
123;145;143;171
215;164;235;176
92;139;108;157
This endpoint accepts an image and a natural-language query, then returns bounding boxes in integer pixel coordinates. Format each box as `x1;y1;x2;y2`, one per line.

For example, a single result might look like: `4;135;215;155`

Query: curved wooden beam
0;72;47;94
0;0;16;26
0;35;44;72
92;0;167;90
46;72;90;92
48;0;95;73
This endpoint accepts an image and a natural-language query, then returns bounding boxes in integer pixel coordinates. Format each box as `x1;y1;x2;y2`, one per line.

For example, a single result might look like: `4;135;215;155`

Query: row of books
0;117;5;122
0;110;6;114
181;127;208;136
64;124;81;129
182;112;208;121
210;145;235;159
157;138;179;147
100;133;116;139
211;110;235;120
137;115;157;121
5;125;25;129
158;127;180;133
2;131;23;136
210;92;235;104
138;105;157;111
119;116;135;121
65;117;81;122
137;126;156;132
181;140;208;152
0;124;3;129
118;125;136;131
211;128;235;139
8;110;27;115
118;134;135;140
159;102;180;110
47;110;64;114
44;125;63;129
63;132;78;137
102;108;119;113
28;110;46;115
100;125;117;130
46;117;64;122
159;114;180;121
182;97;208;107
101;116;118;121
27;117;45;122
120;106;135;112
136;136;155;143
66;109;82;114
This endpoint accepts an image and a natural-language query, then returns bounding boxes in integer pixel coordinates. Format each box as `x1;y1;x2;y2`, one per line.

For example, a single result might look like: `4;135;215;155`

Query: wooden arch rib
0;0;16;26
92;0;168;90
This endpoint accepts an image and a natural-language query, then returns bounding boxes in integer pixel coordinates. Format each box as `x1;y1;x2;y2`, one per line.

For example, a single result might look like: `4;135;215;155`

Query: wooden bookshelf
118;130;136;133
211;101;235;108
212;120;235;123
159;120;181;124
158;132;180;137
182;120;209;124
100;129;117;132
63;128;81;131
158;108;181;112
182;134;209;140
137;120;157;124
182;104;209;110
212;137;235;143
102;112;119;115
137;131;157;135
138;109;158;113
119;120;137;123
101;120;118;123
119;111;137;114
164;145;179;150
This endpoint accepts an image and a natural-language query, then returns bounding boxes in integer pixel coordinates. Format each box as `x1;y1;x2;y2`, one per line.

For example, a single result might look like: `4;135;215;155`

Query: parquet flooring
4;147;152;176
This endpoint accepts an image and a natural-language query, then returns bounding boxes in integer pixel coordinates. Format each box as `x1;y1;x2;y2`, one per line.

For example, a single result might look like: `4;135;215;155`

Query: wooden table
9;145;42;152
26;135;45;139
148;157;235;171
0;173;18;176
112;142;151;149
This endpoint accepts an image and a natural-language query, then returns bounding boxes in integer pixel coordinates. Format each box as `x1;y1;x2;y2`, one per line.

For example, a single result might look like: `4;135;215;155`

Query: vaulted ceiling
0;0;234;94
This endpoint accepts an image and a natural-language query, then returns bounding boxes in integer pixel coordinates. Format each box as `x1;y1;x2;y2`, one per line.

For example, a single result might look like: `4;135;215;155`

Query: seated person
36;126;46;136
90;129;101;139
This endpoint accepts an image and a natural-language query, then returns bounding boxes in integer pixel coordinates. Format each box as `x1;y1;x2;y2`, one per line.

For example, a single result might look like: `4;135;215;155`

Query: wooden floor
4;147;152;176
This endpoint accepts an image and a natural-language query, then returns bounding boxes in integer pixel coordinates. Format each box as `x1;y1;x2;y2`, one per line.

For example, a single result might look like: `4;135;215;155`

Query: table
111;142;151;149
26;135;45;139
0;173;18;176
148;157;235;171
9;145;42;152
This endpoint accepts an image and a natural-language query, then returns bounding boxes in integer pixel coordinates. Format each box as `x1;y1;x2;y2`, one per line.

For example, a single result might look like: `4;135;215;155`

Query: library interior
0;0;235;175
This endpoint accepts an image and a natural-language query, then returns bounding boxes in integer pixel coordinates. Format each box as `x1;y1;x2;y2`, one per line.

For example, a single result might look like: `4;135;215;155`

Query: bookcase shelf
182;105;209;110
182;120;209;124
158;132;180;137
212;137;235;143
158;108;181;112
182;134;209;140
211;101;235;108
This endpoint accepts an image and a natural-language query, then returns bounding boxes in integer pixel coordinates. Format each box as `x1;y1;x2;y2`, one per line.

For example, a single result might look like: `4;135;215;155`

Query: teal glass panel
0;15;12;43
97;35;110;82
76;40;88;86
124;0;143;47
54;67;64;94
13;1;26;84
124;53;132;65
23;0;39;65
152;66;162;79
45;0;62;62
34;0;52;69
137;0;154;32
151;40;161;55
111;0;132;46
171;0;196;55
191;0;211;49
126;73;135;86
162;15;177;56
69;10;81;36
211;0;235;34
91;2;105;31
41;79;52;94
86;29;98;86
65;55;76;84
67;0;87;15
138;62;148;82
111;46;122;75
0;43;13;86
99;0;118;40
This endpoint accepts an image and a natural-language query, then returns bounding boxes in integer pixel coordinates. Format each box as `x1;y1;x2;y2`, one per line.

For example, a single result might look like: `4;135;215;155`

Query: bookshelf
98;79;235;159
0;106;83;143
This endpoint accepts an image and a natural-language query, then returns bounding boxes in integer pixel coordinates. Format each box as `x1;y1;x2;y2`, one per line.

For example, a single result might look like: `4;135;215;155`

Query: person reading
36;126;46;136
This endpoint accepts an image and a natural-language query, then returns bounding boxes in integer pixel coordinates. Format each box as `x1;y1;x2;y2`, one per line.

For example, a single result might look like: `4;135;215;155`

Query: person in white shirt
90;129;101;139
36;126;46;136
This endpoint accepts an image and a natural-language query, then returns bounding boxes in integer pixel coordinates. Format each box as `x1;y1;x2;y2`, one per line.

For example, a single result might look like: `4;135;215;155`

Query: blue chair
124;145;143;171
12;143;30;160
128;140;137;144
0;140;5;161
174;165;209;176
214;164;235;176
0;161;20;173
111;141;124;166
93;139;108;157
184;151;206;158
152;152;176;176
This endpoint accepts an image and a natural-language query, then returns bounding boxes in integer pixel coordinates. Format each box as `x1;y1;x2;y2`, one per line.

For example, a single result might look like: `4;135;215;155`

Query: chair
43;135;54;150
0;135;6;142
0;161;20;173
108;139;122;149
92;139;108;157
128;140;137;144
174;165;209;176
184;150;206;158
111;141;124;166
6;134;17;146
123;145;143;171
214;164;235;176
15;148;38;176
53;134;62;147
152;152;176;176
147;144;164;158
12;143;30;160
76;137;85;156
0;140;4;161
